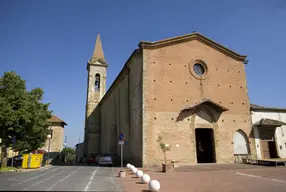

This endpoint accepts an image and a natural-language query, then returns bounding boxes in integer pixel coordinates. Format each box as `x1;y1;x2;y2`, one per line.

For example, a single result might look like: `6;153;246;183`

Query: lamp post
46;134;51;165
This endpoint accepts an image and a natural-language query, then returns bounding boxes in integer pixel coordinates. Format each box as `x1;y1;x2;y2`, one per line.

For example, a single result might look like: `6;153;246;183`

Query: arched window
95;74;100;90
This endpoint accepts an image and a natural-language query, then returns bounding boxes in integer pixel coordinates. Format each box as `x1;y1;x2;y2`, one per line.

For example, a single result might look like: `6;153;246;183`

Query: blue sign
124;141;128;145
119;133;124;141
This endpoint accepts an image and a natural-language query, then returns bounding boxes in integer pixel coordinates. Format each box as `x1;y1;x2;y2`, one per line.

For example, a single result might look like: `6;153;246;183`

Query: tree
157;136;171;165
0;71;52;167
61;147;76;163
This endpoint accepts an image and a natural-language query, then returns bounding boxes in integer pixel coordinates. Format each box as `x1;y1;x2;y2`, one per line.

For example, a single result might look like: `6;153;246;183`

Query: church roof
87;33;108;68
250;104;286;112
92;33;105;60
138;32;247;62
48;115;67;126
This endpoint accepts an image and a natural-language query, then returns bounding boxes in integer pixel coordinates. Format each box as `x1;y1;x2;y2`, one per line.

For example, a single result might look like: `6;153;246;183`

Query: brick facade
85;32;256;167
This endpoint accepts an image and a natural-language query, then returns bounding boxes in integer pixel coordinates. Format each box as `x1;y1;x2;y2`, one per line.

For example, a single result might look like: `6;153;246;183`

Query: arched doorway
233;130;249;162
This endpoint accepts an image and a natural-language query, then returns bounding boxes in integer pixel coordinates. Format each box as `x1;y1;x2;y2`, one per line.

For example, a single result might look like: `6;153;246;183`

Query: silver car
97;154;113;166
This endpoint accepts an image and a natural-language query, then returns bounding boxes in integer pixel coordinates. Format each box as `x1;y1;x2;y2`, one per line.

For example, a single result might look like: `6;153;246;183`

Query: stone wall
85;61;107;154
99;50;143;166
41;122;64;153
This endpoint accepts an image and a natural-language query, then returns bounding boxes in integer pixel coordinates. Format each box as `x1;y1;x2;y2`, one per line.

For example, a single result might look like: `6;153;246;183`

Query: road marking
46;167;80;191
32;170;66;186
236;172;286;183
84;167;98;191
38;166;52;172
16;166;64;185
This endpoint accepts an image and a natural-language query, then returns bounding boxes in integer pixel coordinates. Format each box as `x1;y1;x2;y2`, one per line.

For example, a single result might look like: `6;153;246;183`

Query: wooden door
261;140;270;159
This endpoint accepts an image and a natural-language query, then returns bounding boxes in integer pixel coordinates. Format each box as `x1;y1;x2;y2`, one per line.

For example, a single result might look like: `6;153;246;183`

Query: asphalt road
0;166;122;191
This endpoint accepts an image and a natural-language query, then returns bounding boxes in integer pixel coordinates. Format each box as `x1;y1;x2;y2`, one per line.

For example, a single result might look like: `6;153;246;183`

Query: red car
87;153;98;165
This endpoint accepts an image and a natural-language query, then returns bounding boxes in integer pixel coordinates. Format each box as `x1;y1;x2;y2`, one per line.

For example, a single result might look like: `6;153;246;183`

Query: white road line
38;166;52;172
16;166;64;185
46;167;80;191
32;170;66;186
236;172;286;183
21;169;68;191
84;167;98;191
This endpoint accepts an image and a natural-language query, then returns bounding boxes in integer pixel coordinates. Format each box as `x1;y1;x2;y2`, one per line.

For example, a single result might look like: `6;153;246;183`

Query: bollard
126;163;131;168
141;174;151;184
136;170;144;178
119;170;126;178
149;180;160;192
132;168;138;174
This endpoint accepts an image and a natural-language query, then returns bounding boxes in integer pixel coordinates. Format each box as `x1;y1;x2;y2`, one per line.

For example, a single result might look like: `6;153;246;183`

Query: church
83;32;256;167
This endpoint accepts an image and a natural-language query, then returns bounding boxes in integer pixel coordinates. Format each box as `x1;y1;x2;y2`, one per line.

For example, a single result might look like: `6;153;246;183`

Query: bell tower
84;33;107;155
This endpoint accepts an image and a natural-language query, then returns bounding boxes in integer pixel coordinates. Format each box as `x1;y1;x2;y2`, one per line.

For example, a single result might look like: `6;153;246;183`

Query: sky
1;0;286;148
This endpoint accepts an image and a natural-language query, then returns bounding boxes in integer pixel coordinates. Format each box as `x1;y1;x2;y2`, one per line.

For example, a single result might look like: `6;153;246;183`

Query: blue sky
1;0;286;148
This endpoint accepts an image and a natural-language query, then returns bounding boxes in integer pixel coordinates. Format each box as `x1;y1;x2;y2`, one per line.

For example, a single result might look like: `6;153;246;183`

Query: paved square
116;164;286;192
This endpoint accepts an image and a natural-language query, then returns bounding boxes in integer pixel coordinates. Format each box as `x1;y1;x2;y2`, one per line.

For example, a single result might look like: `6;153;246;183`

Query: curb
16;165;52;173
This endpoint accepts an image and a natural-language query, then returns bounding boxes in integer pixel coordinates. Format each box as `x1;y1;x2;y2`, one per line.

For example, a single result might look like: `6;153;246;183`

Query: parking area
116;163;286;192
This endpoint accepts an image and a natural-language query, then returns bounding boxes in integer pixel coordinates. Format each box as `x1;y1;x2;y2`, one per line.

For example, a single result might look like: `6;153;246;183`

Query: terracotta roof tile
250;104;286;112
48;115;67;126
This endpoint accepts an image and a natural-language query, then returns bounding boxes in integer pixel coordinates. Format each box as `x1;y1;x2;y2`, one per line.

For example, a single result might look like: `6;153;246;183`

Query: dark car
7;154;23;167
87;153;98;165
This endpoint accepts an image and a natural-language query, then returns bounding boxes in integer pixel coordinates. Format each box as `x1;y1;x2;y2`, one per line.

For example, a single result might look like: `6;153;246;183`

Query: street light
46;134;51;165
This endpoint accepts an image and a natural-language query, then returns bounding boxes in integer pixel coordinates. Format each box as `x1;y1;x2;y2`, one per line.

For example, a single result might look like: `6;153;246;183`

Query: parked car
96;153;113;166
7;154;23;167
87;153;98;165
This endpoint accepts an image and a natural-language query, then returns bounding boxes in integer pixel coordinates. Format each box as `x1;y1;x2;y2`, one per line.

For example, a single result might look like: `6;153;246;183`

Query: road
0;166;122;191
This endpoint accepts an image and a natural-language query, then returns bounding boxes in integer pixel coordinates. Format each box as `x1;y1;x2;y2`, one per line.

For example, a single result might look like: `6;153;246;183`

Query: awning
182;99;228;112
254;118;286;126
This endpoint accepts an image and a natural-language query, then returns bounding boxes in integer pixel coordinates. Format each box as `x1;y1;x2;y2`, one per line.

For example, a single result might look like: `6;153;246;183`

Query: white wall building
250;104;286;159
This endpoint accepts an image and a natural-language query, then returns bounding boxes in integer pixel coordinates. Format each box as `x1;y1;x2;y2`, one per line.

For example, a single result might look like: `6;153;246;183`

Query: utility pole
64;136;67;149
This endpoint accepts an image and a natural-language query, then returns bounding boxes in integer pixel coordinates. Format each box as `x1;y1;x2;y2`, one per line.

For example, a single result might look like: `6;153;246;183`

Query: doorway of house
195;128;216;163
268;141;278;158
261;140;278;159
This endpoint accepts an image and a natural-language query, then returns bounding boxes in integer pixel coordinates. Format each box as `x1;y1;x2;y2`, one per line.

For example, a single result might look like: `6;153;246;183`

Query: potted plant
157;136;174;173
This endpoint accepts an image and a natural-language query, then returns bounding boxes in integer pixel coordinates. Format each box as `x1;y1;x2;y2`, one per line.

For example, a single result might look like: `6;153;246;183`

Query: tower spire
92;32;105;60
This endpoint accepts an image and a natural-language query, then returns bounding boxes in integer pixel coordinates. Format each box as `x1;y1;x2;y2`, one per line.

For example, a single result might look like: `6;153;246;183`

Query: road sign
119;133;124;141
119;141;124;145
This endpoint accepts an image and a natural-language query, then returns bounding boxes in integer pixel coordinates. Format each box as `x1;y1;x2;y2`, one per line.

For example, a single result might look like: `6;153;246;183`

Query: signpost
11;136;16;167
119;132;126;177
119;132;124;171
